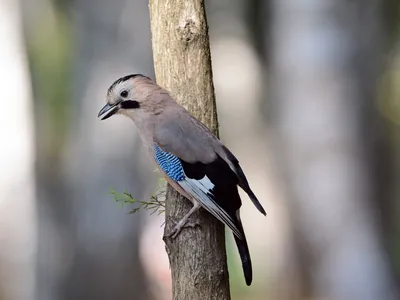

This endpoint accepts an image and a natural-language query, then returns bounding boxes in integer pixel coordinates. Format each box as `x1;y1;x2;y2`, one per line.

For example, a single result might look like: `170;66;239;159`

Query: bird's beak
98;103;119;120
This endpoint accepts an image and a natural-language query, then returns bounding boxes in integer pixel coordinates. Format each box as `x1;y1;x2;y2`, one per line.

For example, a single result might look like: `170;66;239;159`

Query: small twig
108;178;166;215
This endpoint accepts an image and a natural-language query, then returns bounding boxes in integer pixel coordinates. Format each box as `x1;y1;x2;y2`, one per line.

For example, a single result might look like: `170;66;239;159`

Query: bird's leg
167;201;201;239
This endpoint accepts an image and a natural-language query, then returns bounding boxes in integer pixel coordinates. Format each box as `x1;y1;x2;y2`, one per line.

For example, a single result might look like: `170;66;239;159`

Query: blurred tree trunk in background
0;0;37;299
29;0;155;299
379;0;400;286
268;1;398;300
61;0;154;299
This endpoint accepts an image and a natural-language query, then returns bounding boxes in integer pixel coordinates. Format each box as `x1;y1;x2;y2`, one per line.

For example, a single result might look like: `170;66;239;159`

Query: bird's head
98;74;158;121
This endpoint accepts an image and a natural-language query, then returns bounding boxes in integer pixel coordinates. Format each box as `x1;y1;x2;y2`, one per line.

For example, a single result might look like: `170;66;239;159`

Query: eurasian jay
98;74;266;286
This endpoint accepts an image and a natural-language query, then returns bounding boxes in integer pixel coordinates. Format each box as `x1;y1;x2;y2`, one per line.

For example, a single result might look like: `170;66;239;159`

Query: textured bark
149;1;231;299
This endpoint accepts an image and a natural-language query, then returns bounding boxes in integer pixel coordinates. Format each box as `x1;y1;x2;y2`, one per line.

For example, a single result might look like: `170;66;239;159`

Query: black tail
233;221;252;286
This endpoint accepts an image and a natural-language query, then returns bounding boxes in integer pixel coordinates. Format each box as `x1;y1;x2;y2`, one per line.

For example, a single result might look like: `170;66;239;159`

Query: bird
98;74;266;286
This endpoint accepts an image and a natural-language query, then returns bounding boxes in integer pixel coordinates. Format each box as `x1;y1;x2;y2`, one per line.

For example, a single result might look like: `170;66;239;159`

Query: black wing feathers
180;155;253;285
221;146;266;215
180;155;241;213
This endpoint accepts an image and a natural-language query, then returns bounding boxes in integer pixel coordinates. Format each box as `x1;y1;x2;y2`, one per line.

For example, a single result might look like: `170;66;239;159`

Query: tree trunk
0;0;37;299
149;1;231;299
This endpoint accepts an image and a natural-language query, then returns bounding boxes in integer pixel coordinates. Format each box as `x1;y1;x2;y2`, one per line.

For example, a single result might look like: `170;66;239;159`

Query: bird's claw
166;219;200;239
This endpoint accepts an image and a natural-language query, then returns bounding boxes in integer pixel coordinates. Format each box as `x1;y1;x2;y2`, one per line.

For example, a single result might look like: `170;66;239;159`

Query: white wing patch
192;175;215;193
179;175;244;239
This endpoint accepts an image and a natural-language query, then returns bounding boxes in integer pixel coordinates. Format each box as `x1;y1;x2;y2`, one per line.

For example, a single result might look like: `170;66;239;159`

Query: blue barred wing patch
153;144;185;181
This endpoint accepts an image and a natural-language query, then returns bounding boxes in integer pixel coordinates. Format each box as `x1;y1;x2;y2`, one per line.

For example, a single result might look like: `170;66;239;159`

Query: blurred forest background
1;0;400;299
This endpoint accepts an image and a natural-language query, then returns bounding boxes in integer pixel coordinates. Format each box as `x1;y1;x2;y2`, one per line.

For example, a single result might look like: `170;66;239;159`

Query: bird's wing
153;142;253;283
153;110;244;238
153;143;244;239
155;107;266;216
217;145;267;215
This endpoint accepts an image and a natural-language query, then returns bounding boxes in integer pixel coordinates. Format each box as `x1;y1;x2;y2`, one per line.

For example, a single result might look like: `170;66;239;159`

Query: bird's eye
120;90;128;98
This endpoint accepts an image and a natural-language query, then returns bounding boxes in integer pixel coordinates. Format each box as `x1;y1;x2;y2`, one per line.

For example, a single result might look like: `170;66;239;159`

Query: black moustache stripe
120;100;140;109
